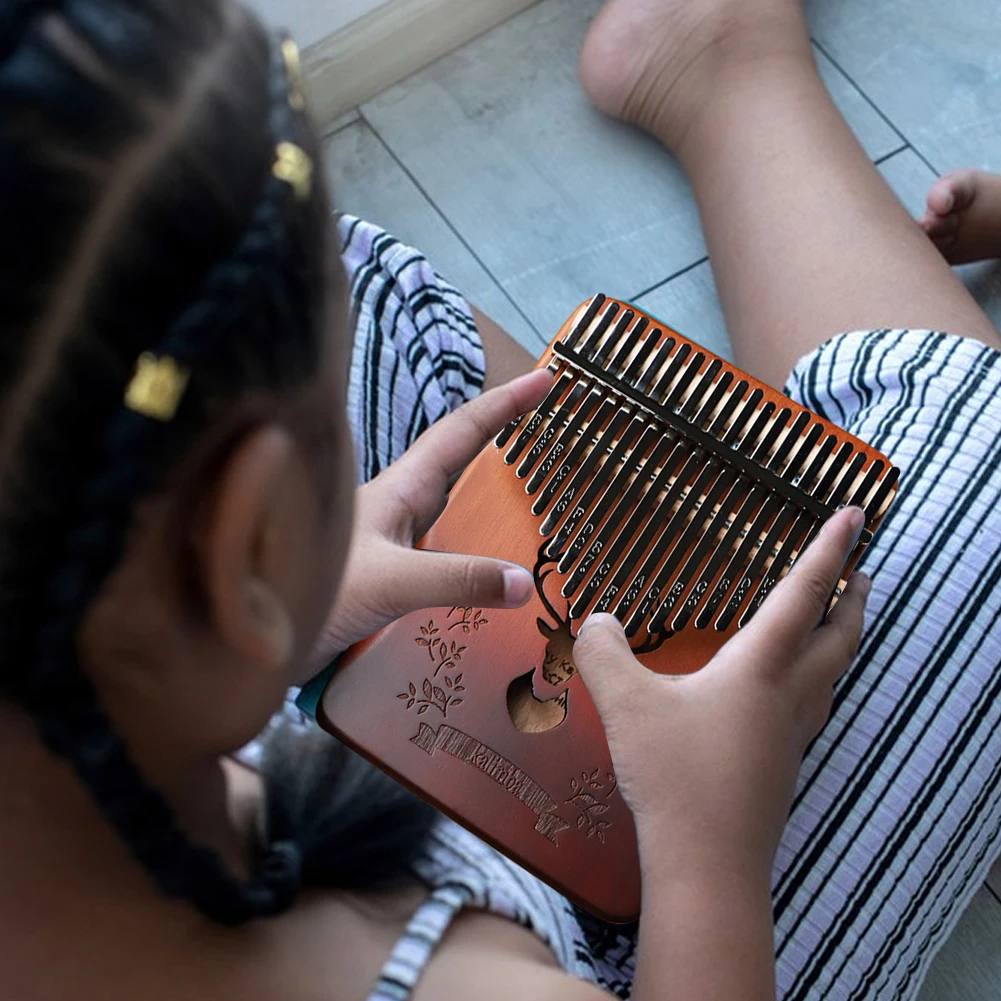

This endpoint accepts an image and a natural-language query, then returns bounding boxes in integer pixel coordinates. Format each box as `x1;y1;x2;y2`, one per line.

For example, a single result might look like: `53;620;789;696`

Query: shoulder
412;908;610;1001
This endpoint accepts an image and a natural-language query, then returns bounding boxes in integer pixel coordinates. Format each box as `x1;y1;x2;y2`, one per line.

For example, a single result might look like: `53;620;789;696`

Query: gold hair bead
124;353;190;422
280;39;307;113
272;141;313;202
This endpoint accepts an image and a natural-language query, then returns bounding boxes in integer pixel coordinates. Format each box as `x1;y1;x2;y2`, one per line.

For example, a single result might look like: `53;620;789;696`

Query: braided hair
0;0;343;924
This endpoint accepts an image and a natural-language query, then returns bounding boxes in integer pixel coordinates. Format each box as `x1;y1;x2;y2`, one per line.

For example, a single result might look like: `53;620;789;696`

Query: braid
1;6;323;924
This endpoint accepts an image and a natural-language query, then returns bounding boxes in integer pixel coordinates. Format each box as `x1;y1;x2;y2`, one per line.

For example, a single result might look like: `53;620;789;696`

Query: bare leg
472;305;537;391
580;0;1001;388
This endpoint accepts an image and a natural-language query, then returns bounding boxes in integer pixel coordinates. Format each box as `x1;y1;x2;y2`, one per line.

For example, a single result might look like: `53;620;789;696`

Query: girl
0;3;997;1001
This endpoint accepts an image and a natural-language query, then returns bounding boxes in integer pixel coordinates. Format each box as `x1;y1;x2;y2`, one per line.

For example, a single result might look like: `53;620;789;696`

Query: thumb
573;613;650;719
386;547;535;616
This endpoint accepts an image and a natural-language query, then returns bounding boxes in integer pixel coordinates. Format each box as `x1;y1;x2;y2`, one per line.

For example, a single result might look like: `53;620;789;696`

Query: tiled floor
320;0;1001;995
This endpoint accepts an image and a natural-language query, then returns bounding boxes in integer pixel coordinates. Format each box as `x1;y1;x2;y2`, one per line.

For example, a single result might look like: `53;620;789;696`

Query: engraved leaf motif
577;792;598;806
433;686;446;702
417;704;430;715
422;679;433;700
409;683;416;696
589;803;610;815
444;676;453;689
577;815;586;829
407;699;415;709
454;685;465;693
450;699;463;707
453;674;463;685
397;692;409;700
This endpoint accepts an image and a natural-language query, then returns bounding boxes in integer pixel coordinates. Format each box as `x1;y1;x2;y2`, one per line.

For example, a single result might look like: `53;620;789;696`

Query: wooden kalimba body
316;295;899;922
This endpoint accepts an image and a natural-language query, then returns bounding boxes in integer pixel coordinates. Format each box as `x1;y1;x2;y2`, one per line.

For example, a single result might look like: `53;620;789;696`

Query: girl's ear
198;425;301;672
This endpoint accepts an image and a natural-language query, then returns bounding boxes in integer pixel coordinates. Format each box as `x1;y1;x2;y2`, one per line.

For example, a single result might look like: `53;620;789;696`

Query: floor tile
359;0;903;340
808;0;1001;173
634;261;730;362
917;887;1001;1001
325;120;544;355
325;108;362;137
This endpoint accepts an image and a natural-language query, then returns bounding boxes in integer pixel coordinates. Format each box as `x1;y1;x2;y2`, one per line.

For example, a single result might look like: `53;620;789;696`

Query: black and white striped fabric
340;214;486;483
292;217;1001;1000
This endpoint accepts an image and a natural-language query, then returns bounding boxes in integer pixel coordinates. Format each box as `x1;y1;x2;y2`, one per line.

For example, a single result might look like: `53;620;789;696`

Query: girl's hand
299;369;553;681
573;506;870;886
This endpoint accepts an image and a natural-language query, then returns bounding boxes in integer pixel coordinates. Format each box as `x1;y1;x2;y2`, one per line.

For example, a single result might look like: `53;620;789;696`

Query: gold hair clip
124;353;190;422
280;39;307;113
272;141;313;202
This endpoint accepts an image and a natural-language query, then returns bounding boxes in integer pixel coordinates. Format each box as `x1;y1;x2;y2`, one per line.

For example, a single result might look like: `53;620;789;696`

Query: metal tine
783;448;866;562
697;413;815;630
865;466;899;524
733;510;813;629
579;301;621;357
594;309;635;368
624;329;664;385
750;408;792;466
561;432;674;595
621;459;726;634
747;441;857;607
847;459;885;510
706;379;749;438
796;434;839;490
648;407;792;634
762;410;810;474
692;370;734;429
672;484;767;631
617;449;710;633
636;336;678;395
537;405;629;529
524;388;603;494
737;437;846;627
680;359;723;420
633;396;776;634
721;389;766;446
532;397;617;517
694;495;782;629
593;446;702;618
607;316;650;378
575;442;693;618
724;425;833;626
495;360;559;448
715;504;798;630
547;418;647;558
504;371;574;464
657;349;704;407
561;293;607;351
647;410;790;633
632;460;736;624
515;381;589;479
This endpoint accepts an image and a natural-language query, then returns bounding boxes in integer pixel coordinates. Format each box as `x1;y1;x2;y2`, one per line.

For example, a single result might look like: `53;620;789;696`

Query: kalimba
314;295;898;922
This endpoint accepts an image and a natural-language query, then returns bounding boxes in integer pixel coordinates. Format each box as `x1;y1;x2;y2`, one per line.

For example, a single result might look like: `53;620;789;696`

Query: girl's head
0;0;356;921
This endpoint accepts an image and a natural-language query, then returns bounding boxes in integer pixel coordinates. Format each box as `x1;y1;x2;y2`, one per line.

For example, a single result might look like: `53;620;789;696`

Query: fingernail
845;506;866;544
577;613;617;636
503;567;534;606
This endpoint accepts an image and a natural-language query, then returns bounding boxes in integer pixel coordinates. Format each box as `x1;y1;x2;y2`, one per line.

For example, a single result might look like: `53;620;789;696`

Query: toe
927;169;978;217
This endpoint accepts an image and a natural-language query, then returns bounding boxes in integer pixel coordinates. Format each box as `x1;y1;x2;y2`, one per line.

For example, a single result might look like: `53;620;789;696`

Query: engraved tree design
565;768;617;844
398;675;465;717
448;606;489;633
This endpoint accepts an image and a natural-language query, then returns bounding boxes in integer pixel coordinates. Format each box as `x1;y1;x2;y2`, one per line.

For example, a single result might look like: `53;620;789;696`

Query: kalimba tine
315;295;899;922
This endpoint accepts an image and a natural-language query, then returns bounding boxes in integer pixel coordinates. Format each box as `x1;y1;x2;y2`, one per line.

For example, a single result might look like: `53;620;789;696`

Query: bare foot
918;169;1001;266
578;0;813;153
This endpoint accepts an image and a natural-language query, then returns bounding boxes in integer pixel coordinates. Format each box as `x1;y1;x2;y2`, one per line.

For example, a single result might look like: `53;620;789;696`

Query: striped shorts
298;217;1001;1000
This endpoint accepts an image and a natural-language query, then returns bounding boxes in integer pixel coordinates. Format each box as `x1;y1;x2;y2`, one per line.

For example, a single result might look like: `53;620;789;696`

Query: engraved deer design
507;544;576;734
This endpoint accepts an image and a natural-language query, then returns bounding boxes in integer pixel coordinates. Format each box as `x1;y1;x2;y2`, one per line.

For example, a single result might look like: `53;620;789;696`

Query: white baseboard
303;0;542;131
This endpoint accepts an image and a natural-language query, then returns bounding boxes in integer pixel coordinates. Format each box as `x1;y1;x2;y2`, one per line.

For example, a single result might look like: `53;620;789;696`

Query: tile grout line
874;144;911;167
811;38;942;177
358;110;548;350
631;255;710;303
